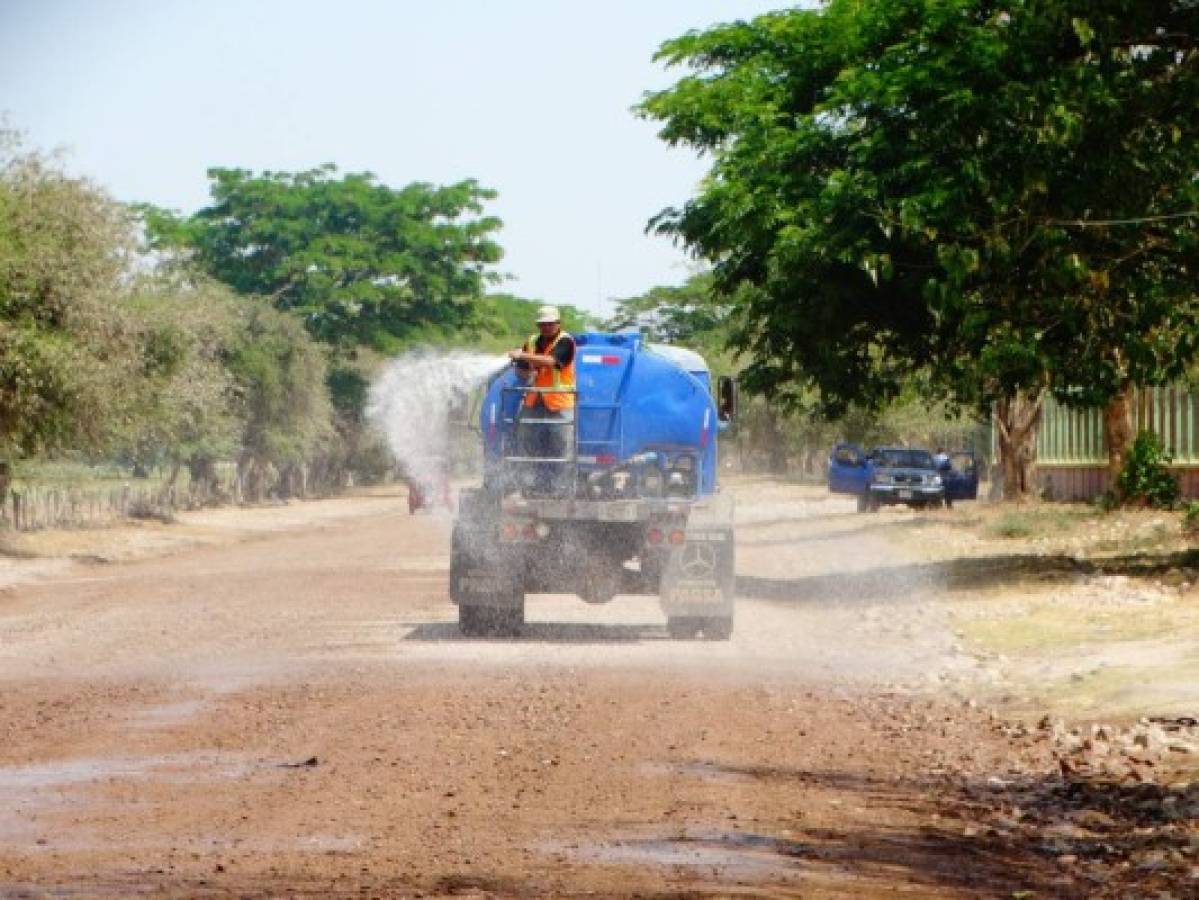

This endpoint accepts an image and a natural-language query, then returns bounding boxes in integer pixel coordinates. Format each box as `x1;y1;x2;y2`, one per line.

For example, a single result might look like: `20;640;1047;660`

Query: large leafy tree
641;0;1199;498
142;166;504;351
118;275;241;490
0;134;140;503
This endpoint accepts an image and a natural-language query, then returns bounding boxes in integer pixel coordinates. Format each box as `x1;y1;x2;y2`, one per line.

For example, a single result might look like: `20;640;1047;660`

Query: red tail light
647;527;664;545
668;529;686;545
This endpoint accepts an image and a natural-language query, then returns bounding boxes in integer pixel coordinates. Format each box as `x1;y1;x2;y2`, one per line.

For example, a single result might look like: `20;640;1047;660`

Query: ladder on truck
499;385;624;499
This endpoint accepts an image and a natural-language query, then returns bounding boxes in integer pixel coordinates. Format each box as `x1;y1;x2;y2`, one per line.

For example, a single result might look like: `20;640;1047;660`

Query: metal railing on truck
499;384;623;499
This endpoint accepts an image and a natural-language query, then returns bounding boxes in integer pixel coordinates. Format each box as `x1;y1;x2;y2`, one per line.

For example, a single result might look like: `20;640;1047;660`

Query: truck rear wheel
459;597;524;637
699;616;734;641
667;617;700;640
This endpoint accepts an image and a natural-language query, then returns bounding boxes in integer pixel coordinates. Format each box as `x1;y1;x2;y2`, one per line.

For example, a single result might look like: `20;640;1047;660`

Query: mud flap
658;494;735;625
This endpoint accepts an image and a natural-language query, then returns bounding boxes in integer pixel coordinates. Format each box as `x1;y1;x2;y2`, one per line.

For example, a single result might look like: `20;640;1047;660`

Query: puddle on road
0;752;264;845
0;752;287;853
0;752;259;790
640;760;756;784
546;828;811;880
126;699;209;729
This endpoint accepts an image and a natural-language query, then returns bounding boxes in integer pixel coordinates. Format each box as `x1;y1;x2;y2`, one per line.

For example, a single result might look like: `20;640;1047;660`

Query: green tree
0;134;139;504
641;0;1199;499
142;166;504;352
118;275;241;496
225;300;335;501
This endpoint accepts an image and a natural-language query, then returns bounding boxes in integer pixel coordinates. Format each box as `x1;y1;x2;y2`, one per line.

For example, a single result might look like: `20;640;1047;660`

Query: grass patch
1042;658;1199;721
989;511;1035;538
959;584;1199;656
963;601;1198;656
10;460;235;493
985;505;1101;539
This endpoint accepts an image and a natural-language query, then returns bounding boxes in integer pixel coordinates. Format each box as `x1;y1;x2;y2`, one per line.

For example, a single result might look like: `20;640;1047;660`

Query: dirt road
0;482;1189;897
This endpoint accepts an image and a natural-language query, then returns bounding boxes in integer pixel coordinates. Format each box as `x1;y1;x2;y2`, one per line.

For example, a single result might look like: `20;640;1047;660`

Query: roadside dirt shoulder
870;494;1199;724
0;487;414;590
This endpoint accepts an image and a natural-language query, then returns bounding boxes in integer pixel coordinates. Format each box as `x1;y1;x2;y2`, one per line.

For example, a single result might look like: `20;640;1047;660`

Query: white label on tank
581;354;603;364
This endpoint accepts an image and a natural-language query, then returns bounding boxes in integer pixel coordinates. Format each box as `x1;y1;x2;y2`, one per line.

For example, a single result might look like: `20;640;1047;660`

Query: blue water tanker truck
451;331;738;639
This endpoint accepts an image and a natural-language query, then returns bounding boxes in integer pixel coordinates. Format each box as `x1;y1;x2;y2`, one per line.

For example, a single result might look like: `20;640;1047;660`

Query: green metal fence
1038;386;1199;465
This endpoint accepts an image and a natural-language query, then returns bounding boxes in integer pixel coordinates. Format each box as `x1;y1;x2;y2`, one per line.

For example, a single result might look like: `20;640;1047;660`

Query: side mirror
717;376;738;424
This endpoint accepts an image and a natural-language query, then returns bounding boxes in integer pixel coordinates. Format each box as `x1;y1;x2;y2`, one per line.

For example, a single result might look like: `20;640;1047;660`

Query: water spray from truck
367;349;506;507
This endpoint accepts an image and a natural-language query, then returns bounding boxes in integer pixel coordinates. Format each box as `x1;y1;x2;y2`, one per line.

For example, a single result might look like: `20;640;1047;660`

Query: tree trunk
191;454;225;503
762;407;788;474
994;389;1044;501
158;460;181;507
0;460;10;512
238;454;265;503
1103;382;1136;495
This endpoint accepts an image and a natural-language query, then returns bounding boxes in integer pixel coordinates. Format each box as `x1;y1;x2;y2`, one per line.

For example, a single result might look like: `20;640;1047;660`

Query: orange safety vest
522;330;576;411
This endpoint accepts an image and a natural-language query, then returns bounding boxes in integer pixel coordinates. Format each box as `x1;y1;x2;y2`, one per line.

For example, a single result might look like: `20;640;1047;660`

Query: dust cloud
367;349;506;489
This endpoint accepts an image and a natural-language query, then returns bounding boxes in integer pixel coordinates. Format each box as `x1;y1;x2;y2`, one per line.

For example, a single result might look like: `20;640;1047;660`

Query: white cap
535;305;561;323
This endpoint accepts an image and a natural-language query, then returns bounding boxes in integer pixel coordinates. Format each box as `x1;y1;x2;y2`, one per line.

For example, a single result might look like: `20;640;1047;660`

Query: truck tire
699;616;734;641
448;524;471;605
667;617;700;640
458;603;490;636
459;596;524;637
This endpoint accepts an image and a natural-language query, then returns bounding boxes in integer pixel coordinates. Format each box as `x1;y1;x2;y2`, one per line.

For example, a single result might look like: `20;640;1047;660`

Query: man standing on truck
507;306;576;495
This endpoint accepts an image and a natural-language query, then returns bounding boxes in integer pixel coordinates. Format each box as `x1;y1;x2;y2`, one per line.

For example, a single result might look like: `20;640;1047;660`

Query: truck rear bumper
500;496;691;523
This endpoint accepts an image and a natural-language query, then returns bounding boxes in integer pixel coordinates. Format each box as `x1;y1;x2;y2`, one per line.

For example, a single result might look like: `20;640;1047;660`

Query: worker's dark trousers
518;406;574;496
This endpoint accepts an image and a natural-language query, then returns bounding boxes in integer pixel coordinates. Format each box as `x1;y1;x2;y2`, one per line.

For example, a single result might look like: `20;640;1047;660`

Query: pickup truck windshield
874;449;934;469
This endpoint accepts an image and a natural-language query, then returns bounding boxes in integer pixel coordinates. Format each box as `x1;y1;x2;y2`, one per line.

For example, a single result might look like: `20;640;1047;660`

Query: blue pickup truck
829;444;979;512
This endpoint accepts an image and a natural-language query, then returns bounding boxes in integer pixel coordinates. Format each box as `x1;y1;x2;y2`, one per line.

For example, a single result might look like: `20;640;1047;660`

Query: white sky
0;0;792;315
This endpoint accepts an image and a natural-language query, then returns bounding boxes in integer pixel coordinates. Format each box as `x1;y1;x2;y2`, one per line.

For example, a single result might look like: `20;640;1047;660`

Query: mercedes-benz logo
679;543;716;579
